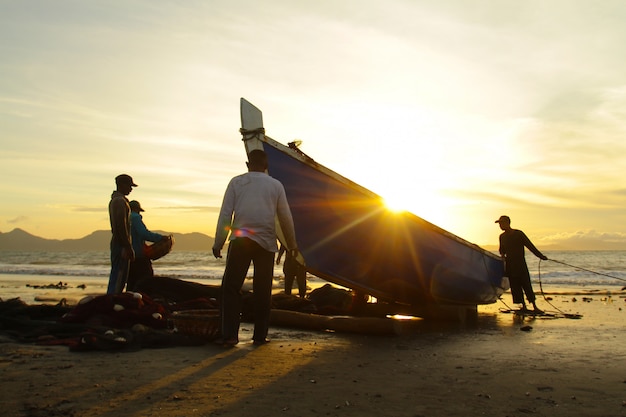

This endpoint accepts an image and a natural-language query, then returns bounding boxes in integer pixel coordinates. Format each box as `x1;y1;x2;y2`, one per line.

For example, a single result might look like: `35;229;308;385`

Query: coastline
0;273;334;306
1;279;625;416
1;271;623;306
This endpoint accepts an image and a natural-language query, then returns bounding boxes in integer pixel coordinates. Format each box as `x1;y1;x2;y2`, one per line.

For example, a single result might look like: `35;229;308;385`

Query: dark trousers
284;257;307;297
108;241;130;294
508;269;536;304
127;257;154;292
220;238;274;342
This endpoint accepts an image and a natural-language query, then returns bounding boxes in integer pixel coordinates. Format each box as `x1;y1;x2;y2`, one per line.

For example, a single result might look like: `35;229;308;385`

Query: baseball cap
129;200;144;212
495;215;510;223
115;174;138;187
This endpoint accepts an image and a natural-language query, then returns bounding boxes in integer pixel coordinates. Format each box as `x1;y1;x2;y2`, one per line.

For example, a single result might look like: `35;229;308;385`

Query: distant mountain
0;228;214;252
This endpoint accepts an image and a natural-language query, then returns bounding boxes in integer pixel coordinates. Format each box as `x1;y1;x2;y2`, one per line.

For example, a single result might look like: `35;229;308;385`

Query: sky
2;0;626;250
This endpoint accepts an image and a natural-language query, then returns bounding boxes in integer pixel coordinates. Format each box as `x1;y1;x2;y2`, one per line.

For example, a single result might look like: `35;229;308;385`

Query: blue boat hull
238;98;506;308
261;144;506;306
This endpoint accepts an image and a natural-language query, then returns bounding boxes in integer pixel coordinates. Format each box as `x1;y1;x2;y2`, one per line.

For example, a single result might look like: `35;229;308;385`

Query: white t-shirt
213;171;297;252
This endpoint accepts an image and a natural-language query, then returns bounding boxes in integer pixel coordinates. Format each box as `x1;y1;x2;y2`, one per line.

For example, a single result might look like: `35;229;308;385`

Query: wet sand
1;291;625;417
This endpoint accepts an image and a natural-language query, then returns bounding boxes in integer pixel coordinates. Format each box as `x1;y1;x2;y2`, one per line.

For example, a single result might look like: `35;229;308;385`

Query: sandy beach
1;288;625;417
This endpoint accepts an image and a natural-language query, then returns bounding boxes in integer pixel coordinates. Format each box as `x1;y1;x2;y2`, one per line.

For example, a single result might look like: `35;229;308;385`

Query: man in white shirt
212;149;298;346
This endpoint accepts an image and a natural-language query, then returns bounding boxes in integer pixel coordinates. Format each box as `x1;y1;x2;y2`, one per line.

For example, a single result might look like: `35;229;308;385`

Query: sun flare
383;196;408;213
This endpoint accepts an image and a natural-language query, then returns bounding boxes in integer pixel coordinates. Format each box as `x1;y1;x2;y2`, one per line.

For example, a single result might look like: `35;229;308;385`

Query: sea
0;250;625;305
0;250;327;305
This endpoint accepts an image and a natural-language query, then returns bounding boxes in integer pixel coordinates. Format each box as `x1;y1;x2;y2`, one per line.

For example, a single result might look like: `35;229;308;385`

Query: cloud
7;216;28;224
72;205;221;213
540;230;626;250
72;207;104;213
610;189;626;196
158;206;221;213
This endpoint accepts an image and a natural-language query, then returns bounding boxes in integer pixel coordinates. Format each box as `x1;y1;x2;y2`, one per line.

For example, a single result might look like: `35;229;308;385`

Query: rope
497;259;584;320
500;256;626;319
535;259;583;319
533;257;626;319
547;259;626;283
240;127;265;142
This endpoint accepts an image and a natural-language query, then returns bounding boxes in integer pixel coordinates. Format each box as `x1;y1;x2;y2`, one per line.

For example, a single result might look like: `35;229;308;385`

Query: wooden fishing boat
239;98;507;317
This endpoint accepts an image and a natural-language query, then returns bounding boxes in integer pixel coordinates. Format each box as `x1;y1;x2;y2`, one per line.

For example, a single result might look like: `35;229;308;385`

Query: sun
383;196;409;213
380;185;455;230
377;180;421;214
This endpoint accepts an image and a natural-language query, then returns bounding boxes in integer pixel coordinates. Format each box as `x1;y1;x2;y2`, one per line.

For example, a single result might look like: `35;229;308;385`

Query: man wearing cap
495;215;548;313
127;200;164;292
107;174;137;294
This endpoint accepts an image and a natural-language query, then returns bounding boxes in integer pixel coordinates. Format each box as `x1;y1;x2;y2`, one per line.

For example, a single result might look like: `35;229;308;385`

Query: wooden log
270;309;403;335
326;316;400;335
270;309;331;331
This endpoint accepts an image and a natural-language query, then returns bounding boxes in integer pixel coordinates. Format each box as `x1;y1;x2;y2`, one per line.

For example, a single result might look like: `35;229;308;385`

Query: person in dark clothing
107;174;137;294
496;215;548;312
127;200;164;292
277;243;307;298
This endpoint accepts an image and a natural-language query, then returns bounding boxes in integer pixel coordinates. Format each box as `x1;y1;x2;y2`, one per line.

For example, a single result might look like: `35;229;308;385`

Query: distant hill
0;228;214;252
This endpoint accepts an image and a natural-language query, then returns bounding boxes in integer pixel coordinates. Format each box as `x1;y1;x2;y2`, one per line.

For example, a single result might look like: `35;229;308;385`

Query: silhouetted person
277;243;306;297
127;200;164;292
496;215;547;312
212;149;298;347
107;174;136;294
